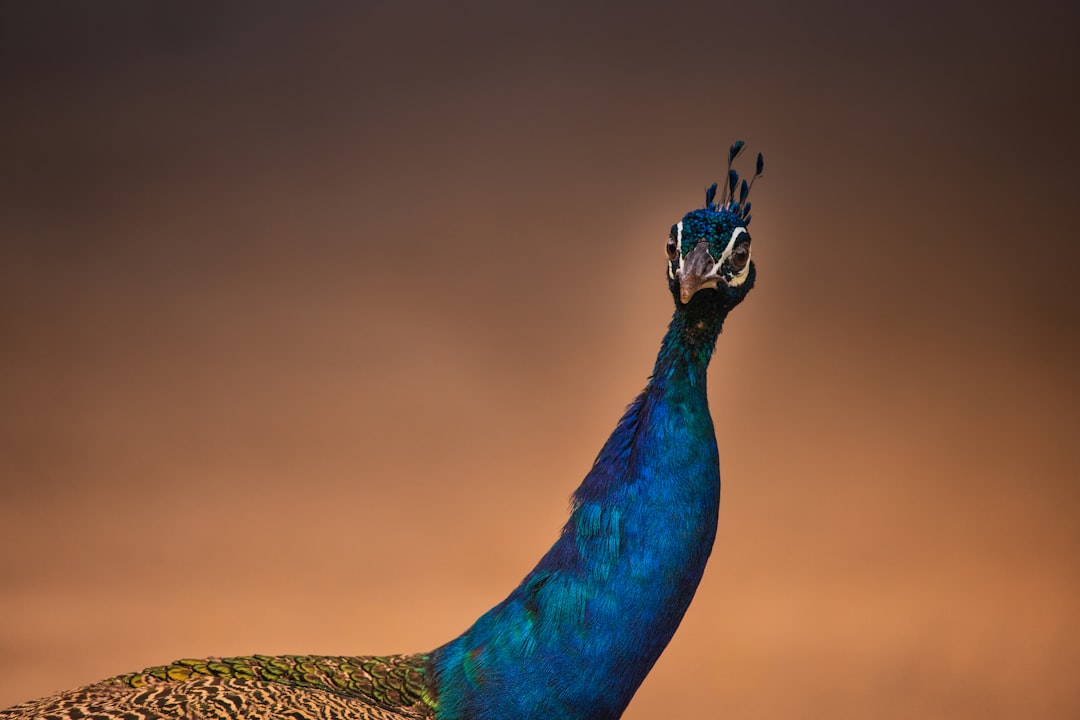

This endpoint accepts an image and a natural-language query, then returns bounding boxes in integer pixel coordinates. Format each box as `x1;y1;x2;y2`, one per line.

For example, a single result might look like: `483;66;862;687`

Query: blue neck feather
430;296;732;720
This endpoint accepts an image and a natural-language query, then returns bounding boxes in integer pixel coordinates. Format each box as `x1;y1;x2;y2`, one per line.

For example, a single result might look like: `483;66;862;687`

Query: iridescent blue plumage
430;143;763;719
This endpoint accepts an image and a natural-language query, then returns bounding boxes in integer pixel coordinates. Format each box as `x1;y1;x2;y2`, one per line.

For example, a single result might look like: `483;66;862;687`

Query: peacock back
0;654;435;720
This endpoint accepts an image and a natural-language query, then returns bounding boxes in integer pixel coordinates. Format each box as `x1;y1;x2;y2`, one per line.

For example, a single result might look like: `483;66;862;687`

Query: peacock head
666;141;763;310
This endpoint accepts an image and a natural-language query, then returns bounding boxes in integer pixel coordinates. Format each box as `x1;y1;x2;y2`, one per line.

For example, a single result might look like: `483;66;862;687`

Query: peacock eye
731;242;750;270
665;237;678;261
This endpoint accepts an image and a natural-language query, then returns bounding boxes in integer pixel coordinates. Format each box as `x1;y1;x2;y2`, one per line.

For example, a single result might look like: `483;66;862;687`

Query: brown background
2;2;1078;717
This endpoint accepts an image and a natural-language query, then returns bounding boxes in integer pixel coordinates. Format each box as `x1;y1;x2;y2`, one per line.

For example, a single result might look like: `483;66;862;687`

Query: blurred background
1;2;1078;717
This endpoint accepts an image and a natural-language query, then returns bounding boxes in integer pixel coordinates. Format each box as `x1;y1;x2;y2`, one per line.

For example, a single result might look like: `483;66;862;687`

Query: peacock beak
676;241;720;305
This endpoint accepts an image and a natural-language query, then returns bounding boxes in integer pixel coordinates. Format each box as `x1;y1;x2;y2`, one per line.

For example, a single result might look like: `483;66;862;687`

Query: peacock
2;142;764;720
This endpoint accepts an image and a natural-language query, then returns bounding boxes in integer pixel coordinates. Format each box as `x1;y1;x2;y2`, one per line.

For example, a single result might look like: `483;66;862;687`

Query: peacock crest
703;140;765;224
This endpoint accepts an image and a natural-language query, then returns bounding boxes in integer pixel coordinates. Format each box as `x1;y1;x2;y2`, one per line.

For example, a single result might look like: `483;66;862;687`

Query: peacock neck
430;303;727;720
652;297;727;386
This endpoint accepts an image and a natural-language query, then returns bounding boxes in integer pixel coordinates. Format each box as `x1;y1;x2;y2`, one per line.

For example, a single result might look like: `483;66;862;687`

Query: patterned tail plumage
1;654;435;720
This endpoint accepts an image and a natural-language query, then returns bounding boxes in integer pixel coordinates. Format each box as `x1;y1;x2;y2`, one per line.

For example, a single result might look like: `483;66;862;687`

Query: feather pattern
1;655;435;720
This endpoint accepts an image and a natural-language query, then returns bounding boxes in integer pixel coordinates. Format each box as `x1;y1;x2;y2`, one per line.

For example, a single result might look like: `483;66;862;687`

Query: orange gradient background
2;3;1078;718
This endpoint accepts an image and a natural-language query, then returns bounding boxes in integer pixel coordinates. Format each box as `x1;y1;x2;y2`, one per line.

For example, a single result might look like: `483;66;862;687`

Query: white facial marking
682;225;751;291
720;226;749;261
668;221;685;280
721;226;752;287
